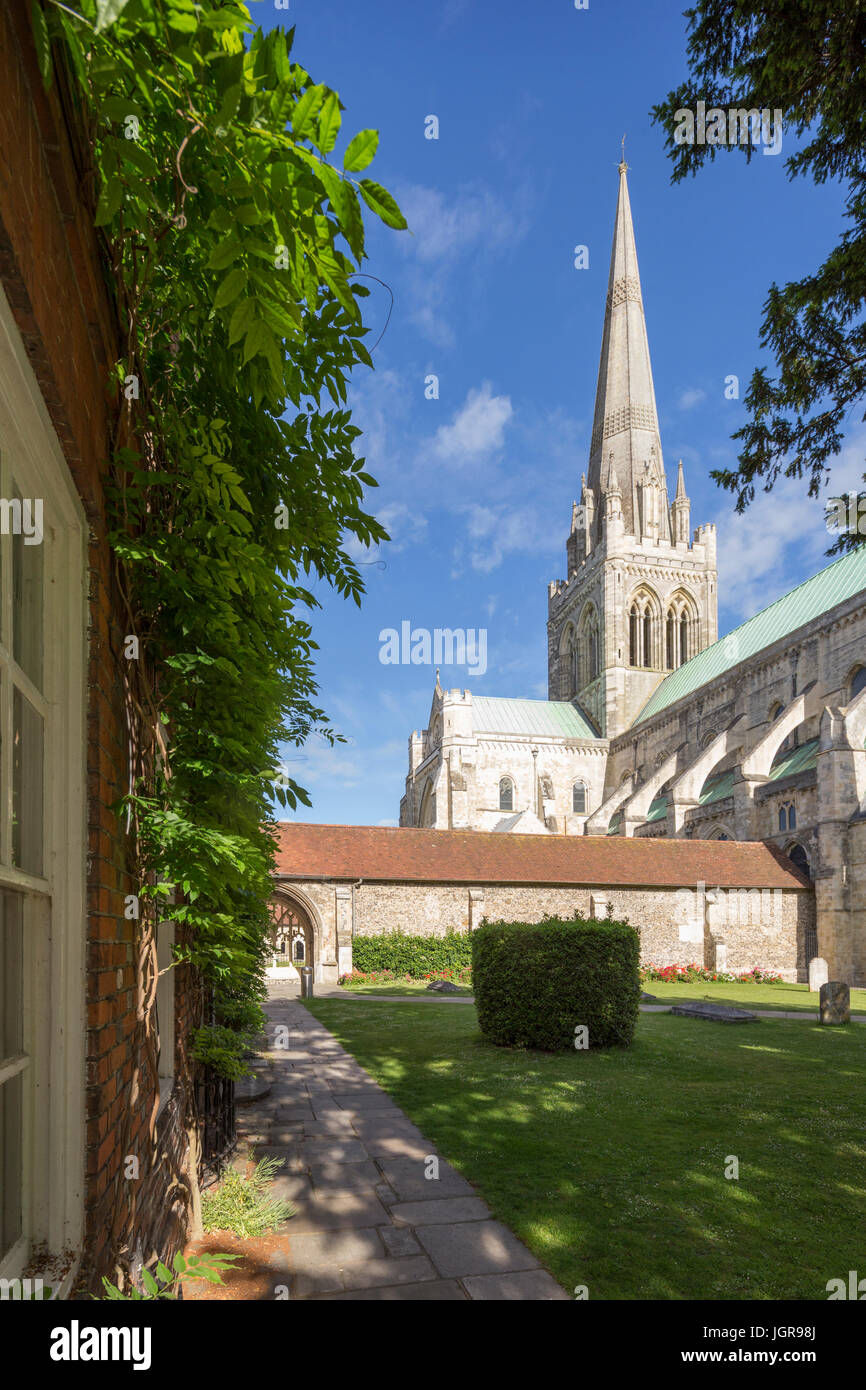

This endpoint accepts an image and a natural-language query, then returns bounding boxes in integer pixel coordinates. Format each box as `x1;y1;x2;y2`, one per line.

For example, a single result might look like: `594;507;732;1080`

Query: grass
304;998;866;1300
643;980;866;1014
200;1155;295;1239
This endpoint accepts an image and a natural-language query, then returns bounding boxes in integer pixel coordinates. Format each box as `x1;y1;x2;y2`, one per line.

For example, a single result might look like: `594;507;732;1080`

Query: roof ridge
633;545;866;725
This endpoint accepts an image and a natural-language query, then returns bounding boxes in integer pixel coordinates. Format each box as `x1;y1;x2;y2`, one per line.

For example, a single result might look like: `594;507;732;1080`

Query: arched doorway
269;893;316;976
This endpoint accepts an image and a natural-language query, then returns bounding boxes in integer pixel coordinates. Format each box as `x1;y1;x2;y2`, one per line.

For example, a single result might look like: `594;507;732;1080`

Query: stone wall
275;876;812;982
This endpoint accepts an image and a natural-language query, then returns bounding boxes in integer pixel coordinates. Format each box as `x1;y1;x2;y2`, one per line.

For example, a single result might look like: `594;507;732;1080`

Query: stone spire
586;162;668;542
671;458;691;544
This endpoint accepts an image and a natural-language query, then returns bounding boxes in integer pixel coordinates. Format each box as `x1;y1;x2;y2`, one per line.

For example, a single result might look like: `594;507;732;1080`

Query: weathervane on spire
618;133;628;175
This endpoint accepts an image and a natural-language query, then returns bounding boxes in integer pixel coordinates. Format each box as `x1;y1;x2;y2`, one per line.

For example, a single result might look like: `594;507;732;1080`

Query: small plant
201;1155;296;1239
639;962;785;985
98;1251;239;1300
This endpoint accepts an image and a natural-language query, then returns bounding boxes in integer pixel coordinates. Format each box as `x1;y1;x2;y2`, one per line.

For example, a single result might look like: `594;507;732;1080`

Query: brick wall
0;6;199;1289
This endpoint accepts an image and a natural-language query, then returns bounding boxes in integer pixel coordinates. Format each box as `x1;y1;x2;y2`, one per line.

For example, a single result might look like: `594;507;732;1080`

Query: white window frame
0;284;87;1292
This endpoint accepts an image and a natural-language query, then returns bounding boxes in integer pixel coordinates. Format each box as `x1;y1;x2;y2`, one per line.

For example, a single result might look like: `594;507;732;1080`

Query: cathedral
398;161;866;984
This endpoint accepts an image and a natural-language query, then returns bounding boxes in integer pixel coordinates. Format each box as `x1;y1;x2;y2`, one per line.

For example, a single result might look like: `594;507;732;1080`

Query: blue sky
261;0;859;827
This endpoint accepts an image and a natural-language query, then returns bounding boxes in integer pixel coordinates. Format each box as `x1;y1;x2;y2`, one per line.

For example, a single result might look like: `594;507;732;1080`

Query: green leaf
317;93;341;154
358;179;407;230
216;84;241;131
208;236;243;271
31;2;52;85
94;175;123;227
228;297;256;346
292;84;325;139
95;0;132;34
214;267;248;309
141;1269;159;1297
343;129;378;173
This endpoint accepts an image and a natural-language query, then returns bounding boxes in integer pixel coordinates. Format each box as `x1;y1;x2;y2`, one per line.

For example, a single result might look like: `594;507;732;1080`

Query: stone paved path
233;986;568;1300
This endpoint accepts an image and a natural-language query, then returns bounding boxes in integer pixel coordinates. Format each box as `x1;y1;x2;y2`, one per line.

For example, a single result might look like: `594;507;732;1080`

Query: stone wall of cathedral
303;879;810;981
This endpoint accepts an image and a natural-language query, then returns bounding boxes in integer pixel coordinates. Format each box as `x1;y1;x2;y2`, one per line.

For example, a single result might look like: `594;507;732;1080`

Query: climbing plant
39;0;406;1079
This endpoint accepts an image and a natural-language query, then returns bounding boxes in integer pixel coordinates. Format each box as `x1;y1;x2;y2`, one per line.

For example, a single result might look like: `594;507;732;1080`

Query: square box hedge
471;916;640;1051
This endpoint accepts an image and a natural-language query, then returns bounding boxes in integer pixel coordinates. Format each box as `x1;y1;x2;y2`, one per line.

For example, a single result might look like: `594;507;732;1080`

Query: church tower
548;161;718;737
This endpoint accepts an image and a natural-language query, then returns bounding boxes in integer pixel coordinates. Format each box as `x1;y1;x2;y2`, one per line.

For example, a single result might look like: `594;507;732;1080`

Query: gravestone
426;980;462;994
808;956;829;992
819;981;850;1025
670;1001;756;1023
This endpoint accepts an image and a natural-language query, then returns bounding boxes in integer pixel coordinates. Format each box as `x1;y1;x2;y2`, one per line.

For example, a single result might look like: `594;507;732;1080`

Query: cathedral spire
586;162;667;542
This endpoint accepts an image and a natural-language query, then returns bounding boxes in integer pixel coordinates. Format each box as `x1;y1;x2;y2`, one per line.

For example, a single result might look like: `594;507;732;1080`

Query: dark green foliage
44;2;406;1075
651;2;866;533
471;917;640;1051
352;929;472;976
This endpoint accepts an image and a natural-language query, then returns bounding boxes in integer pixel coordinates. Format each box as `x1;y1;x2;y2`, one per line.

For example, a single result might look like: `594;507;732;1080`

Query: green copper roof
768;736;819;781
634;547;866;726
472;696;600;739
699;769;735;805
645;793;668;824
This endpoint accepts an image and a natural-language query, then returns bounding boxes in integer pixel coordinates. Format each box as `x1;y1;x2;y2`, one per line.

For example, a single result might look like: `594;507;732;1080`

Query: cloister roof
271;822;812;891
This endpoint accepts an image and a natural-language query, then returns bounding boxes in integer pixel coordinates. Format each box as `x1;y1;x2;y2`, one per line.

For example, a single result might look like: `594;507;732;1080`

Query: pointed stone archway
268;890;320;979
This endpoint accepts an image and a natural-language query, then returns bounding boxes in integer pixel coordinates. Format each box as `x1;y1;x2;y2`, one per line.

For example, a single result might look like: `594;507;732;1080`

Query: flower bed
640;963;785;985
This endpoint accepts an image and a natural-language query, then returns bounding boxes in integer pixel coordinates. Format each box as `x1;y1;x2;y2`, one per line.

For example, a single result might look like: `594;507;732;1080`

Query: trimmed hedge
471;916;640;1051
352;929;472;976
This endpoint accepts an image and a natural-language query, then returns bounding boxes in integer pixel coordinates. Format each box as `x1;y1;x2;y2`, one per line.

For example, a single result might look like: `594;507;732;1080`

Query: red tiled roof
270;823;813;891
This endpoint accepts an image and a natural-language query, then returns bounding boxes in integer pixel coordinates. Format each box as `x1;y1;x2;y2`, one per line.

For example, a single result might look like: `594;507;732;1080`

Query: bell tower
547;162;718;737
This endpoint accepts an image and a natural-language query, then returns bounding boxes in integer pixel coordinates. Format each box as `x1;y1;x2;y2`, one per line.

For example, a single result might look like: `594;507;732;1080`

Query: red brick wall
0;5;200;1289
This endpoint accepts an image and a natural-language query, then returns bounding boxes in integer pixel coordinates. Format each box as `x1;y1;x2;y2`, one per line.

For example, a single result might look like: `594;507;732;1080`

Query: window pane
0;1070;23;1259
0;891;23;1059
12;482;43;691
13;689;43;876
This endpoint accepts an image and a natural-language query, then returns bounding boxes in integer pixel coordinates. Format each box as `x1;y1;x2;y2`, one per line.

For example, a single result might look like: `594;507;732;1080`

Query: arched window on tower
643;610;652;668
679;612;688;666
788;843;810;878
850;666;866;702
666;612;675;670
629;605;639;667
572;781;587;814
499;777;514;812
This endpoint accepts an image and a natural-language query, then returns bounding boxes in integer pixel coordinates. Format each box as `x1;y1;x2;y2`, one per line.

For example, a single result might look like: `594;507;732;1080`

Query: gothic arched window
788;802;796;830
499;777;514;812
850;666;866;702
629;605;639;667
572;781;587;814
778;805;787;832
788;843;810;878
666;613;675;670
643;610;652;668
679;612;688;666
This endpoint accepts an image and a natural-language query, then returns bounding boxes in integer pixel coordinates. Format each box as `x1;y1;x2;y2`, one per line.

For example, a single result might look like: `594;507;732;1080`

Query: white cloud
713;432;866;622
433;382;513;463
397;184;524;263
678;388;706;411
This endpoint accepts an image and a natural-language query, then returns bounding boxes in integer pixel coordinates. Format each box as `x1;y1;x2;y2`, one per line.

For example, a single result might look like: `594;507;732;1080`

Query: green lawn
643;979;866;1014
304;998;866;1300
339;980;472;997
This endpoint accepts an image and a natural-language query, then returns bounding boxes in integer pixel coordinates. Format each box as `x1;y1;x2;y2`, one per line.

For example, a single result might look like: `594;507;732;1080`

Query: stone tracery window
665;592;697;670
499;777;514;811
628;590;658;669
572;781;587;814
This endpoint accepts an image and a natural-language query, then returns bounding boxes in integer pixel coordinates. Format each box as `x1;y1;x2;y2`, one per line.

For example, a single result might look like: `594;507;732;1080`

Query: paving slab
377;1158;475;1202
390;1196;491;1226
416;1220;541;1279
462;1271;571;1300
220;988;573;1302
313;1280;469;1301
